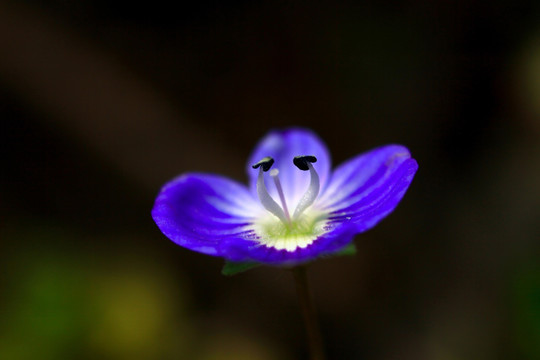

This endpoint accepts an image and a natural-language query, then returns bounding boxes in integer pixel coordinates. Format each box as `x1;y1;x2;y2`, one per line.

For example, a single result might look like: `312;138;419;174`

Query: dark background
1;1;539;359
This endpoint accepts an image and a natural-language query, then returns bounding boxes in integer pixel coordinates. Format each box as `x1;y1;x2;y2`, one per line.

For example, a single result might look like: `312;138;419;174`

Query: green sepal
332;242;357;257
222;261;261;276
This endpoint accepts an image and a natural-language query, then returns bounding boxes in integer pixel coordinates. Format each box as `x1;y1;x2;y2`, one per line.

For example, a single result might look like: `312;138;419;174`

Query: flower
152;128;418;266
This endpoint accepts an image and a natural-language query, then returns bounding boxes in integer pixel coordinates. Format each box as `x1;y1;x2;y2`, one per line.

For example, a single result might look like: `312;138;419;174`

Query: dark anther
293;155;317;171
252;157;275;172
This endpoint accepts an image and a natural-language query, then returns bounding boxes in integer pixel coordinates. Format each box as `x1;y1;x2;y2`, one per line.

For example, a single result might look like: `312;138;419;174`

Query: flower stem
291;266;325;360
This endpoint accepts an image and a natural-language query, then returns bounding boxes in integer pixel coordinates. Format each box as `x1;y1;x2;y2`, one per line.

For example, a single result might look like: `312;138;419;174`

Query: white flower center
252;207;328;251
250;156;329;251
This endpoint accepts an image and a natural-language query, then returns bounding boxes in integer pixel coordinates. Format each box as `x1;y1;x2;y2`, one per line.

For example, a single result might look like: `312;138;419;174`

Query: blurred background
1;1;539;359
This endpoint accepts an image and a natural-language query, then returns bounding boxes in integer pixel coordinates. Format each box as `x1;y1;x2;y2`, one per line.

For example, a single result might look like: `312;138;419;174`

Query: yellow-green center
252;209;329;251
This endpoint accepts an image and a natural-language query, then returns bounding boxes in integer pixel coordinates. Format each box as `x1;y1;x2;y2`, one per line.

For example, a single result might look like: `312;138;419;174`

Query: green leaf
221;261;261;276
332;242;357;257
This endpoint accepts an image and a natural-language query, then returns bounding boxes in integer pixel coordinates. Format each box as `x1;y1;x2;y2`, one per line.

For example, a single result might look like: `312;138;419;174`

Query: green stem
292;266;325;360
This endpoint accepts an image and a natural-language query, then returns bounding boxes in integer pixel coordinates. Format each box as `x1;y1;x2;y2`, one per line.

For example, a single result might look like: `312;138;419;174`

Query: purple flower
152;128;418;266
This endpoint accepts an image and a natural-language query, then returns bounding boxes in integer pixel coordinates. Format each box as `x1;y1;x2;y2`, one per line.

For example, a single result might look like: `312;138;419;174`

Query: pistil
270;169;292;223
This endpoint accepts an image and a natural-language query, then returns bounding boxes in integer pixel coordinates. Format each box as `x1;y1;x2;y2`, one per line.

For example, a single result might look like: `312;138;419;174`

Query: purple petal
247;128;331;208
151;172;352;265
319;145;418;232
151;174;261;257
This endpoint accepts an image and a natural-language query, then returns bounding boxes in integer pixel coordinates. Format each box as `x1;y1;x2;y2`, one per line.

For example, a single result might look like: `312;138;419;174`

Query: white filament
269;169;291;223
292;162;320;219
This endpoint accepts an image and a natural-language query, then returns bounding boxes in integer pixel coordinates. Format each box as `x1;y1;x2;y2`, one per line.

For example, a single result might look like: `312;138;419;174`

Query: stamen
293;156;320;219
253;158;288;224
252;156;275;172
293;155;317;170
269;169;291;223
